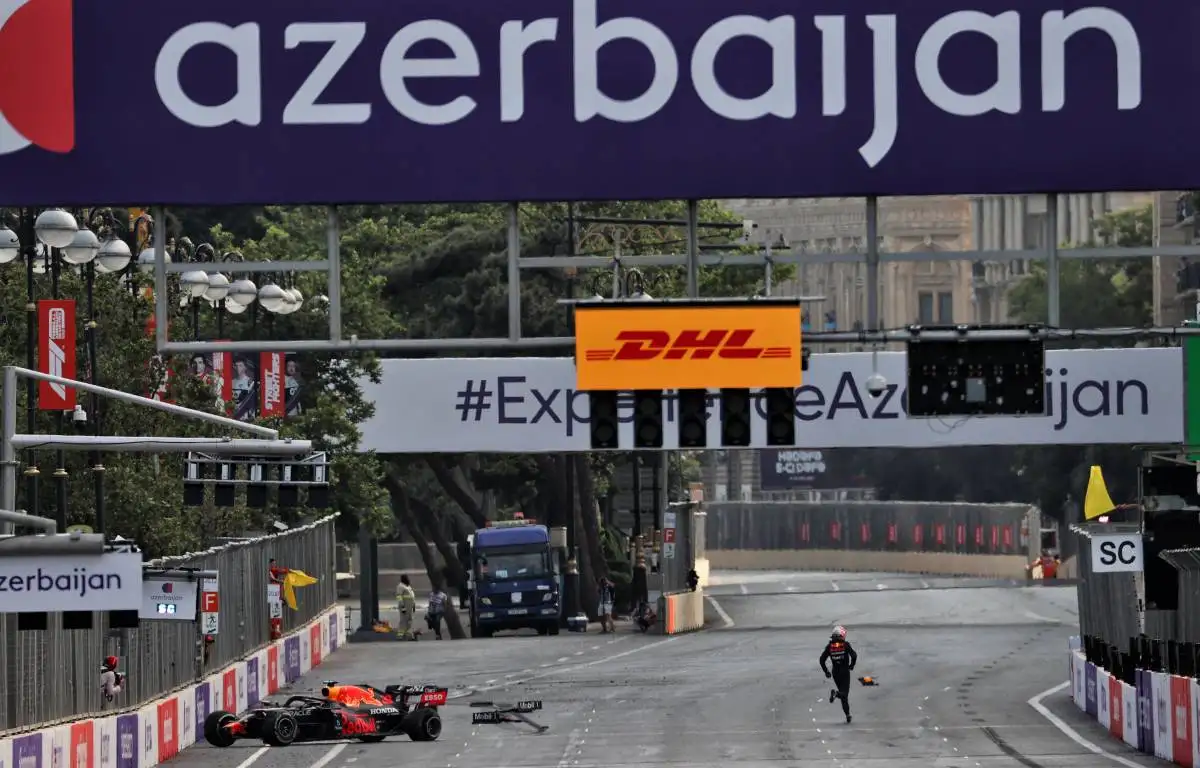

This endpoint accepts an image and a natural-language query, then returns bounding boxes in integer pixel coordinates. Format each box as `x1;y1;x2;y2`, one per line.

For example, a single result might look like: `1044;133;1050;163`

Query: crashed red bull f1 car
203;683;448;747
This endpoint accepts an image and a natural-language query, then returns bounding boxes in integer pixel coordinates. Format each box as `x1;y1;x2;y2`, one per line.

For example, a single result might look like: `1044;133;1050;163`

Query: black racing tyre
547;622;560;636
536;625;548;636
473;625;492;638
203;711;237;748
404;708;442;741
263;711;299;746
356;735;387;743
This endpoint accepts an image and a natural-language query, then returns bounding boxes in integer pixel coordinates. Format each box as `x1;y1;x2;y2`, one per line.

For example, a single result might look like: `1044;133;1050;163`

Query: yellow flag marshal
1083;465;1117;521
282;569;319;611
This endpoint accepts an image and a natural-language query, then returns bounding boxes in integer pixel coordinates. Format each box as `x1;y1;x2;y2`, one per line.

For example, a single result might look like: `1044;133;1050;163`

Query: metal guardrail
0;514;339;734
704;501;1035;555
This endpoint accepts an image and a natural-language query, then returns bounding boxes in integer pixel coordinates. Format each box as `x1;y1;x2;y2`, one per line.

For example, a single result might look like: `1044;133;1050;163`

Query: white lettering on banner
263;355;283;413
0;552;143;612
47;307;67;399
152;5;1141;168
356;348;1182;453
773;450;827;475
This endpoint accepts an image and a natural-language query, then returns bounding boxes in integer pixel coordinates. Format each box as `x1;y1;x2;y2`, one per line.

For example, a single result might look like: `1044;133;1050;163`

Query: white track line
232;746;269;768
309;743;347;768
739;583;749;594
1027;681;1144;768
706;595;735;629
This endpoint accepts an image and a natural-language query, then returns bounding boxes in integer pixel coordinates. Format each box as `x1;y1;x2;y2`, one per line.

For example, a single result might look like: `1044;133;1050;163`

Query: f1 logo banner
574;302;801;391
1091;533;1144;573
38;299;76;410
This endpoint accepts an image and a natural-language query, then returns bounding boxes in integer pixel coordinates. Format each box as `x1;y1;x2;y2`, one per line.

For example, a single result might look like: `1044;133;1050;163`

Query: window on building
937;292;953;323
918;292;934;324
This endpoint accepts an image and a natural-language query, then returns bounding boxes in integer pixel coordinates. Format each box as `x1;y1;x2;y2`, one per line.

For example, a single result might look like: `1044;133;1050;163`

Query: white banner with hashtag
354;348;1183;454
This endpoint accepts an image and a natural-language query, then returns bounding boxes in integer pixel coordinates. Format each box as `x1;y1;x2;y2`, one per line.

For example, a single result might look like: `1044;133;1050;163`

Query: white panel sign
140;578;198;620
1090;534;1145;573
0;552;142;612
357;349;1183;454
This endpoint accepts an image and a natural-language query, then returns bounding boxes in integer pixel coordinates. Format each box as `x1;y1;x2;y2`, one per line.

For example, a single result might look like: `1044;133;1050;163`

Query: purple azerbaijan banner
194;682;211;736
12;734;41;768
116;714;138;768
284;636;302;683
0;0;1193;205
246;657;260;707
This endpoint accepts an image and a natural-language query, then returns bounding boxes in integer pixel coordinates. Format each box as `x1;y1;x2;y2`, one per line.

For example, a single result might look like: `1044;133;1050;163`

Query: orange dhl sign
574;304;802;391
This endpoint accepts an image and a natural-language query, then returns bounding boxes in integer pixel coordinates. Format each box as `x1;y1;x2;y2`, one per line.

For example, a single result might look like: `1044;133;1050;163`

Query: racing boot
846;713;852;724
829;689;838;704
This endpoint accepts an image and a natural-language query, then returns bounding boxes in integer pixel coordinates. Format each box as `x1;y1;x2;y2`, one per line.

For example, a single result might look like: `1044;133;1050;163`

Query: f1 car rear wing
469;700;547;733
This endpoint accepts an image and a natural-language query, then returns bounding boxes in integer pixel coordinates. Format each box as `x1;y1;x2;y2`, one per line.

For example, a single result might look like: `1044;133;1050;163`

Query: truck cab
467;522;561;638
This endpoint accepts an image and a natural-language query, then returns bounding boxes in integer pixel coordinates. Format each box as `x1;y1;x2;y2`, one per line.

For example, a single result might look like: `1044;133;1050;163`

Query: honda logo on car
140;577;199;621
1090;533;1143;573
0;552;142;612
574;304;801;391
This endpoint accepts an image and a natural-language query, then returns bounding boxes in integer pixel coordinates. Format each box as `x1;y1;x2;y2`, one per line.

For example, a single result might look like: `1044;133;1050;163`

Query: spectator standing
396;574;417;639
597;576;615;633
426;586;447;640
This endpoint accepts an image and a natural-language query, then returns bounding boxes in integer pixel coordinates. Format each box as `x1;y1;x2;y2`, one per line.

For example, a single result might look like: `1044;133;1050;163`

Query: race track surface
172;571;1160;768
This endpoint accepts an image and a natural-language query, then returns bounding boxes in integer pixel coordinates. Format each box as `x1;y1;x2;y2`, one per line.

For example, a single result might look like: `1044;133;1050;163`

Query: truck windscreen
478;546;551;581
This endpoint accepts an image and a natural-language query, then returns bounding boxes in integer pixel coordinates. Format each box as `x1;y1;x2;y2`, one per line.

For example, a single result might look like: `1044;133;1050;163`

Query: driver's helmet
831;625;847;641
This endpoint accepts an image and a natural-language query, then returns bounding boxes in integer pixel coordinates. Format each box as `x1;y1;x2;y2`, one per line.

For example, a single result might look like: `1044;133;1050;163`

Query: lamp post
0;208;81;530
77;209;137;535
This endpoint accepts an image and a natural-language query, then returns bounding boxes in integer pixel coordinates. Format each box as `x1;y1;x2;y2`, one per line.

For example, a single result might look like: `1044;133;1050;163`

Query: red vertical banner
860;522;869;544
913;525;924;547
799;522;810;543
1171;676;1193;766
1003;526;1014;549
974;526;984;547
935;524;945;546
991;525;1000;552
261;352;285;417
38;299;77;410
955;524;965;546
887;523;897;544
830;521;841;541
212;345;232;404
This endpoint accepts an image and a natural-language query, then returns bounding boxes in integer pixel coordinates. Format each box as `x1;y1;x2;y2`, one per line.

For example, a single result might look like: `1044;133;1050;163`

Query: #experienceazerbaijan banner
0;0;1193;205
356;348;1184;453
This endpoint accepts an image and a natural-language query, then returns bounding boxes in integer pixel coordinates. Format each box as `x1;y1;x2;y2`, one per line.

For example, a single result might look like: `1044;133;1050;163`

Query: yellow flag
282;569;319;611
1084;465;1116;521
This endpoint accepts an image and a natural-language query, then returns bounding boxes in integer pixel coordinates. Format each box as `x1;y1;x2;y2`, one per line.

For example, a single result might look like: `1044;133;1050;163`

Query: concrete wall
660;589;706;634
709;549;1029;578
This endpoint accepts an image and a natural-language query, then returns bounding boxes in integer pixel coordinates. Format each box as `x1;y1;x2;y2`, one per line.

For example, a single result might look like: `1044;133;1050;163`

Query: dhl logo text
584;329;792;362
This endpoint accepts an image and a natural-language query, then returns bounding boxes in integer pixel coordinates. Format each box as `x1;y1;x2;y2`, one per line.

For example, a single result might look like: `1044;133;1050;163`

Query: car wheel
203;711;237;748
547;622;560;636
536;625;548;636
263;711;299;746
404;708;442;741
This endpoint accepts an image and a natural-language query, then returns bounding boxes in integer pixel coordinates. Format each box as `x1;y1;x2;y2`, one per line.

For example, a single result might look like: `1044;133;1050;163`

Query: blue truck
467;521;561;638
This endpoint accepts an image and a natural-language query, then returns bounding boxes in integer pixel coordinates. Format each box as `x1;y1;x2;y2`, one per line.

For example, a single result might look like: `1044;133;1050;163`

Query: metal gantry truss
145;195;1200;357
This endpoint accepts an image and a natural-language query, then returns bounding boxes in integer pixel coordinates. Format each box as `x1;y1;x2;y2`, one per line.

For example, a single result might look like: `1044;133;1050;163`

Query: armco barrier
660;590;705;635
0;605;347;768
708;549;1030;578
1066;640;1200;766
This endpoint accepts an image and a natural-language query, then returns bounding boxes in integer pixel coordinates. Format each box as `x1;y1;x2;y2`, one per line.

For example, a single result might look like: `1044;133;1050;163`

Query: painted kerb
0;515;338;733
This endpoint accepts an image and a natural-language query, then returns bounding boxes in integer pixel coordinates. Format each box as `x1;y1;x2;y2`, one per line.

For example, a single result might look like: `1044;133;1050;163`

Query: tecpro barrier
1067;638;1200;766
660;589;705;635
0;605;347;768
708;550;1030;579
0;516;339;732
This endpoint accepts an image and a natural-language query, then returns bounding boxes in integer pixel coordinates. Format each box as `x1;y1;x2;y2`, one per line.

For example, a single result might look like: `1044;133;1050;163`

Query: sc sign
1090;534;1144;573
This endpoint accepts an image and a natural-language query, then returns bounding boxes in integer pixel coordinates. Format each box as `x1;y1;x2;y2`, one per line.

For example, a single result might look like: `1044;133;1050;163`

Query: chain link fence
704;501;1035;554
0;514;338;734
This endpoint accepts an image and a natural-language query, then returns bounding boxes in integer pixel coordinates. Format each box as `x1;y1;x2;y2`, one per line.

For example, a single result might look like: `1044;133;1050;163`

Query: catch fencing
705;501;1036;555
1069;523;1143;653
0;514;338;734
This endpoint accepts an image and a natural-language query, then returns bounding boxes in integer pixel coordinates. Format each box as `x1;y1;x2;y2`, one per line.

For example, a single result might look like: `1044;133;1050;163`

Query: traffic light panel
589;392;619;449
633;390;663;448
720;389;752;447
764;388;795;446
677;389;708;448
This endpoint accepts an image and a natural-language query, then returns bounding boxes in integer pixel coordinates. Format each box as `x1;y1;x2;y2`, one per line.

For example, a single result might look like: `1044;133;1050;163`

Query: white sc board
1090;533;1144;573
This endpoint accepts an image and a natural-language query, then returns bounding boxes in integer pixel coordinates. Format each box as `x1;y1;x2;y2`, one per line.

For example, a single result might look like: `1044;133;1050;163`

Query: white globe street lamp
0;226;22;265
224;299;248;315
258;283;286;313
136;247;171;274
228;279;257;306
95;238;132;273
62;228;100;266
180;270;210;298
204;273;230;302
33;209;77;249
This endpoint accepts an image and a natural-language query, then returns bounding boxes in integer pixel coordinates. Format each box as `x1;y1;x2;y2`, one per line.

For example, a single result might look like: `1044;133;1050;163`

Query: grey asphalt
171;570;1160;768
